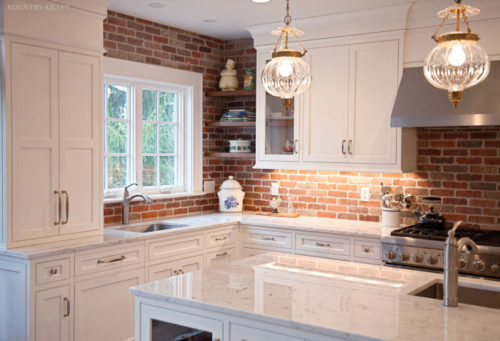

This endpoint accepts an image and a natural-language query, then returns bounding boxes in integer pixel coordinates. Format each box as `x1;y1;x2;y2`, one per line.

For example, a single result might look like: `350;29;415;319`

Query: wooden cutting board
255;212;300;218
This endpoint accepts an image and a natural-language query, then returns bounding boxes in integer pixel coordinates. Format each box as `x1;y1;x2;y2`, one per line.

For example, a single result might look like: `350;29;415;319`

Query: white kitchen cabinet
148;255;205;281
59;51;101;236
206;248;237;267
34;284;72;341
3;41;103;249
10;43;60;242
230;323;303;341
255;37;416;172
75;267;144;341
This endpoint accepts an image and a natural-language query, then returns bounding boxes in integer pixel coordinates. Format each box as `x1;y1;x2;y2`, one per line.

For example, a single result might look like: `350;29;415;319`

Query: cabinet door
35;285;72;341
75;267;144;341
302;45;349;163
256;50;300;163
148;260;178;281
178;254;204;274
348;40;399;164
10;43;60;242
59;52;101;234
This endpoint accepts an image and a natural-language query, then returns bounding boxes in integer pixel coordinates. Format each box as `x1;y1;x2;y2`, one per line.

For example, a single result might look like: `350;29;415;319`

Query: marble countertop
131;252;500;341
0;213;382;259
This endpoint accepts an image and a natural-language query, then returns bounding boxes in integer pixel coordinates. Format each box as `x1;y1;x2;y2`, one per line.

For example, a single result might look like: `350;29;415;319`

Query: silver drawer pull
316;242;331;247
63;297;70;317
97;255;126;264
261;236;275;241
49;268;59;276
363;247;372;253
215;237;228;241
216;252;228;257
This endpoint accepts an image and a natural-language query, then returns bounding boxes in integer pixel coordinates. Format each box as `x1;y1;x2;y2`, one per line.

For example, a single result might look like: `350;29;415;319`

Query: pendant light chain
284;0;291;25
432;12;450;42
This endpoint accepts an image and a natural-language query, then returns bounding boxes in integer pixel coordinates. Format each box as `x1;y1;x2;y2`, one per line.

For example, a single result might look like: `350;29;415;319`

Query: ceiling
108;0;433;40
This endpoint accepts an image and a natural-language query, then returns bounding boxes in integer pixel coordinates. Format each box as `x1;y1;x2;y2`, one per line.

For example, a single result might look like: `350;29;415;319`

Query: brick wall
102;11;256;224
230;127;500;230
103;11;500;231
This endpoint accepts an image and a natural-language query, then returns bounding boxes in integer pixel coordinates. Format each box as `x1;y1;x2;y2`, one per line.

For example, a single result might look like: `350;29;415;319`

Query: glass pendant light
423;0;490;108
261;0;311;104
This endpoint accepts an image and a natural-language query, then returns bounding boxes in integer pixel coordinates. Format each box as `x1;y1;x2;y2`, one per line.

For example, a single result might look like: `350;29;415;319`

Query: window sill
103;191;207;204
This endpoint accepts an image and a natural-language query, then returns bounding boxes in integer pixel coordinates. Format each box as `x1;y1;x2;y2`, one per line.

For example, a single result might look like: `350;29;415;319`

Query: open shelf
206;121;256;128
205;89;256;97
205;152;255;158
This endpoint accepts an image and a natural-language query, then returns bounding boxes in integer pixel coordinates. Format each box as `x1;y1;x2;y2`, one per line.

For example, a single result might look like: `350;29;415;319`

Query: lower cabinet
34;285;72;341
74;267;144;341
148;254;204;281
206;248;237;267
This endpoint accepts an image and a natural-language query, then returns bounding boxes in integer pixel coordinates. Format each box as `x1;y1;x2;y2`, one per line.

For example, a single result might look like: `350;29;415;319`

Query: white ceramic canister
218;176;245;212
228;139;251;153
381;207;401;237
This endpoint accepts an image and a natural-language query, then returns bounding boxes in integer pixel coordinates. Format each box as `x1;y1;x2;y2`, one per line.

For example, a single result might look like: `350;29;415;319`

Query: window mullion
136;85;143;192
156;90;160;187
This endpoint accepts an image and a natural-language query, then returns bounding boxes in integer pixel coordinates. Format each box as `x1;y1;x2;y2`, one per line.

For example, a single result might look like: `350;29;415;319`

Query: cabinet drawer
295;233;351;258
147;233;204;262
206;226;236;250
75;242;144;277
353;238;381;261
243;227;292;249
206;248;237;268
230;323;302;341
35;257;72;286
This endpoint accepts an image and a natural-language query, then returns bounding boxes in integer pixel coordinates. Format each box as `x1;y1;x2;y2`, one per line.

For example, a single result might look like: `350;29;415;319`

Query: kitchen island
131;252;500;341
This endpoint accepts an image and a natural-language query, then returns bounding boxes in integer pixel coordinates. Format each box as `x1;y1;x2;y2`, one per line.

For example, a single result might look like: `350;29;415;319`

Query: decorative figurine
219;59;239;91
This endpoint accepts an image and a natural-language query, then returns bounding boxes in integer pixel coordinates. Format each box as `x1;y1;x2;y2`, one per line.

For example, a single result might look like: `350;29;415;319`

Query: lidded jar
218;176;245;213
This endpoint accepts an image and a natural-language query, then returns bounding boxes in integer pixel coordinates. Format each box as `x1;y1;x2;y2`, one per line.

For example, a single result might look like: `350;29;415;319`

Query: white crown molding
247;2;413;48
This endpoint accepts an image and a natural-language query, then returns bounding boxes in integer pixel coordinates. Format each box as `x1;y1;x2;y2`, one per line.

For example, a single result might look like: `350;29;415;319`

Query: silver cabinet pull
363;247;372;253
341;139;346;155
61;190;69;225
215;236;227;241
49;268;59;276
54;191;62;225
63;297;70;317
216;252;228;257
97;255;126;264
178;269;184;274
316;242;331;247
348;140;353;155
261;236;275;241
173;270;178;276
293;139;299;154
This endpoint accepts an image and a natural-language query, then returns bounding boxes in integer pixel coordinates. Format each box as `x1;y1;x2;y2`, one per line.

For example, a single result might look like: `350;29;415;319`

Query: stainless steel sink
411;281;500;309
119;223;188;233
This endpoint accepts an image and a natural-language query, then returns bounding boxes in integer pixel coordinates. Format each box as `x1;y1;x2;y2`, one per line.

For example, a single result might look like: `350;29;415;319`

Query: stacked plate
220;109;255;122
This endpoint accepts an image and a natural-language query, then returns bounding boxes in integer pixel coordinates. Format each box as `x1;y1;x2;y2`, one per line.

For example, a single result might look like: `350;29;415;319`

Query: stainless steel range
382;223;500;279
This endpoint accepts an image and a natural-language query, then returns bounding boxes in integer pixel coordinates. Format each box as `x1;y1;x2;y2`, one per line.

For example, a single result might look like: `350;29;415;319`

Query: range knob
472;257;486;272
386;250;396;260
457;258;467;269
413;253;424;263
401;251;410;262
491;264;499;273
427;254;438;265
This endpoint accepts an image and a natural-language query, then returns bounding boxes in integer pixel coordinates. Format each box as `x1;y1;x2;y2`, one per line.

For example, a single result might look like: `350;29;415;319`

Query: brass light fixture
261;0;311;111
423;0;490;108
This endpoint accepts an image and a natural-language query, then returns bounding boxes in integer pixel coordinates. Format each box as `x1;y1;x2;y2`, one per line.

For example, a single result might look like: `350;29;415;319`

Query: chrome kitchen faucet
122;183;152;225
444;221;479;307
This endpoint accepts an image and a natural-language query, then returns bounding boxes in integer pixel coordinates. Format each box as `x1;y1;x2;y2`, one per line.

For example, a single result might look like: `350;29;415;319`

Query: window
103;57;203;200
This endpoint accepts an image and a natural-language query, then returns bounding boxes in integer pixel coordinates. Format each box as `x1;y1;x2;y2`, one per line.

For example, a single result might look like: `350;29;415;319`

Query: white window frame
103;57;203;203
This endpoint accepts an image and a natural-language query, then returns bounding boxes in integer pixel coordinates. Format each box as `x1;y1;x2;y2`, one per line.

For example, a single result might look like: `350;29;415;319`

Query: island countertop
131;253;500;341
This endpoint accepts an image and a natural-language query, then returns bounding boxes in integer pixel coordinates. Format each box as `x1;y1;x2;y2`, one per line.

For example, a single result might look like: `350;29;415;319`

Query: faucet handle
124;183;138;197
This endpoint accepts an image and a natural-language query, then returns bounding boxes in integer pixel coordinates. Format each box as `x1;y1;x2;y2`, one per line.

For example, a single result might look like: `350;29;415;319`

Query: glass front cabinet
255;50;301;167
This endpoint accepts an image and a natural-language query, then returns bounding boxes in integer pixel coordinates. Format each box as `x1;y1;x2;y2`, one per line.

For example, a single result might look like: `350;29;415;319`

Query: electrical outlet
360;187;370;202
204;180;215;193
271;182;280;196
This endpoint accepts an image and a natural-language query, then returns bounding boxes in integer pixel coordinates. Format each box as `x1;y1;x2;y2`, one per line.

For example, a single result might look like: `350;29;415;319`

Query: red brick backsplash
103;11;500;231
227;127;500;230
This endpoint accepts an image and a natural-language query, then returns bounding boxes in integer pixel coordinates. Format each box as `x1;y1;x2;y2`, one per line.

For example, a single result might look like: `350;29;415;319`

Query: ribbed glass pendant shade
261;55;311;99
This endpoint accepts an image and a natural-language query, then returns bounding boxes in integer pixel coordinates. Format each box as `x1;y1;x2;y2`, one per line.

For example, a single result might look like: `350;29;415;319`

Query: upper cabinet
255;37;416;172
0;0;109;249
250;4;416;173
